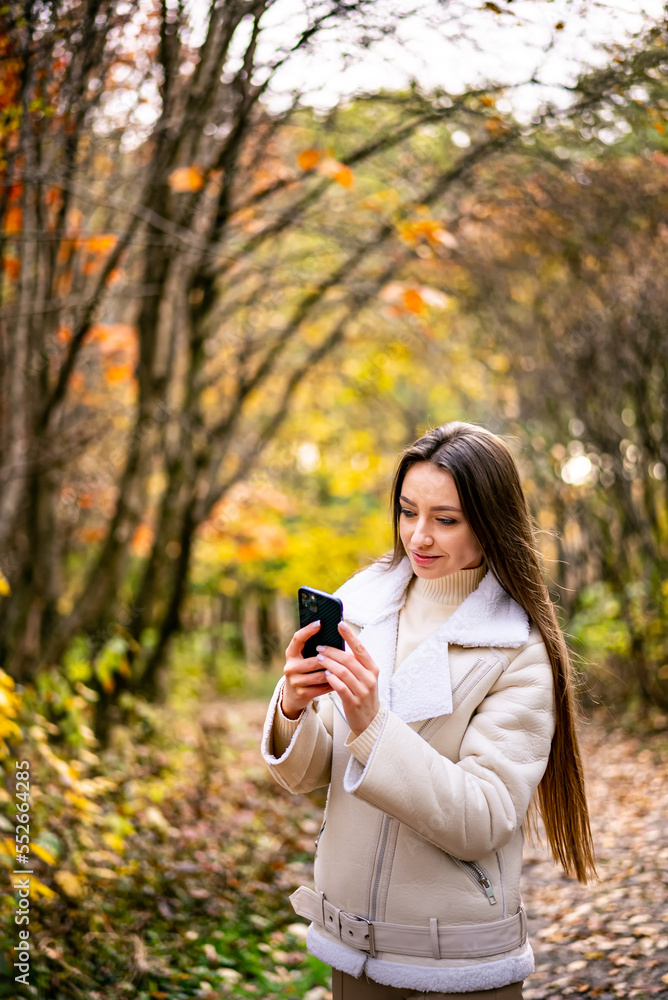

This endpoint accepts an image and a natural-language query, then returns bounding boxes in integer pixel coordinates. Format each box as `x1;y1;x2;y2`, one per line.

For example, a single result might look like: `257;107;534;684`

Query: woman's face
398;461;484;578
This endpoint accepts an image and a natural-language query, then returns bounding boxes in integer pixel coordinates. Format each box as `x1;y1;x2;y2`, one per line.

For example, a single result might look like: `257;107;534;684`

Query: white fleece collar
332;555;530;724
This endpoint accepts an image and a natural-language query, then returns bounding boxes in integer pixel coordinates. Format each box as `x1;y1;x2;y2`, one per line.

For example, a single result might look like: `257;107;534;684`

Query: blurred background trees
1;0;667;742
3;2;668;997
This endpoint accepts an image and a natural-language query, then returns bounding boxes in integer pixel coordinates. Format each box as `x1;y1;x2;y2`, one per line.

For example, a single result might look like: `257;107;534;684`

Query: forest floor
229;696;668;1000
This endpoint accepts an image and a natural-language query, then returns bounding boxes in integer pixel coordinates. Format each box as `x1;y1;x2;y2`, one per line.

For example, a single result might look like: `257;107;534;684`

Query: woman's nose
411;521;433;546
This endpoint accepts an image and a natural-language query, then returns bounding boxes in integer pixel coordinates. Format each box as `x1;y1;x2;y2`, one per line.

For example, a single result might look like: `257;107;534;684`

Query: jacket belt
289;885;527;960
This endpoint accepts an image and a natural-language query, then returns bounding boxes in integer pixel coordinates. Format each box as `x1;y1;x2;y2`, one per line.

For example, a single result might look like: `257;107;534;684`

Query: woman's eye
399;508;455;526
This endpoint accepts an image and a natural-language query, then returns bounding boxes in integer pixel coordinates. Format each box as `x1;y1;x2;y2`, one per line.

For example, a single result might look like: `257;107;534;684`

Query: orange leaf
334;165;354;188
57;272;73;296
485;116;509;135
237;542;259;562
168;166;205;192
80;527;106;543
131;524;153;556
3;206;22;234
78;493;94;509
57;326;72;344
2;255;20;279
67;208;82;234
317;157;354;185
297;148;320;171
105;267;125;288
403;289;427;314
85;233;117;255
106;364;133;383
70;373;85;392
88;323;138;355
56;238;76;266
44;186;63;207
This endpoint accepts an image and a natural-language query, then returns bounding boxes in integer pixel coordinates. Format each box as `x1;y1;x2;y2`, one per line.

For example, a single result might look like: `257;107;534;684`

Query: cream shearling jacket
260;555;556;993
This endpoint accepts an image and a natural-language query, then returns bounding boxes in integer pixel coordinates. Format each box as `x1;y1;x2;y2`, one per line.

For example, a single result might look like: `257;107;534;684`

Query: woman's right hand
281;620;333;719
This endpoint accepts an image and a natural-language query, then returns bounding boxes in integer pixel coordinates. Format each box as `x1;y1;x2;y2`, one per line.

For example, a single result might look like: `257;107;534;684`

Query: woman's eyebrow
399;495;462;512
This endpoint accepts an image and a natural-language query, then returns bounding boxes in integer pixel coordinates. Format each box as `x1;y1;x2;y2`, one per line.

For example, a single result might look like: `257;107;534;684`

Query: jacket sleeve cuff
343;706;386;764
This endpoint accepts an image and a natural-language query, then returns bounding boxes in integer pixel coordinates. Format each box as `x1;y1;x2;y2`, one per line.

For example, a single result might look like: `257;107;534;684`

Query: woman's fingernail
312;620;320;627
316;653;325;661
316;645;324;652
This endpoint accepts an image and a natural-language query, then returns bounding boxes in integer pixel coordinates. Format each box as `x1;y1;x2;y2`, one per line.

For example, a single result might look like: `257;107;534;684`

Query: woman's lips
412;551;441;565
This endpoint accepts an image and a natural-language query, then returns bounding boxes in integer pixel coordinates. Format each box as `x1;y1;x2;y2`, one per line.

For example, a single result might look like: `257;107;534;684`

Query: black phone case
298;586;345;661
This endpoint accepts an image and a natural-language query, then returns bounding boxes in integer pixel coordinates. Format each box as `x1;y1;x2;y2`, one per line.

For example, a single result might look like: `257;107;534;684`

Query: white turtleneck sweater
272;562;487;761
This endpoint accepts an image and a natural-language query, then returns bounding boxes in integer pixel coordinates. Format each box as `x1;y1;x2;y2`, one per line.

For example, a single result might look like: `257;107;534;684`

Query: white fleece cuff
343;706;387;764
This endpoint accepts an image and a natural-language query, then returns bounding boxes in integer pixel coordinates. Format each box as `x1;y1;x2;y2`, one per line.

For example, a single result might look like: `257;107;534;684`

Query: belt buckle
358;915;376;959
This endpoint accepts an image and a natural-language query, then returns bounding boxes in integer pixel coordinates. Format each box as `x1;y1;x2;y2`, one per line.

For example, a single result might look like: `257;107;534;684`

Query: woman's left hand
315;621;380;738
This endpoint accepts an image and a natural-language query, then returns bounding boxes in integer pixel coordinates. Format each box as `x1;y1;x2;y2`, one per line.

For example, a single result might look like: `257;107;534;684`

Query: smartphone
298;586;345;662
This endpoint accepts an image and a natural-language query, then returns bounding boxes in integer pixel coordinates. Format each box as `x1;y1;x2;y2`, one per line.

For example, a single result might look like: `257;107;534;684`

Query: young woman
260;421;596;999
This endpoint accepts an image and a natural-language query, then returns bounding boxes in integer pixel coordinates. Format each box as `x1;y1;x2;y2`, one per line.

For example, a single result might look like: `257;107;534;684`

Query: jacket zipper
367;657;496;921
452;857;497;904
369;813;392;921
451;657;485;694
412;657;488;741
416;695;496;907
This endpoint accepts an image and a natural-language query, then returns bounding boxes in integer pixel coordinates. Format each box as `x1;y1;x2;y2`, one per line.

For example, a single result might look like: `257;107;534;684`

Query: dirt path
519;718;668;999
232;698;668;999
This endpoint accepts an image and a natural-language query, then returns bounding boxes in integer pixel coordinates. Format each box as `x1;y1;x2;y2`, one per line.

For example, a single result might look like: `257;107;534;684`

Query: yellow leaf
64;791;101;813
30;877;56;898
30;843;57;866
168;166;205;193
297;148;320;171
89;867;118;879
54;870;84;898
0;718;22;741
0;837;16;857
103;832;126;854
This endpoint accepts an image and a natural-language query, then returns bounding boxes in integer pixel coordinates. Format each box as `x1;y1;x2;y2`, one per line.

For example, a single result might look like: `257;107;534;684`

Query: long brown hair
378;420;597;884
